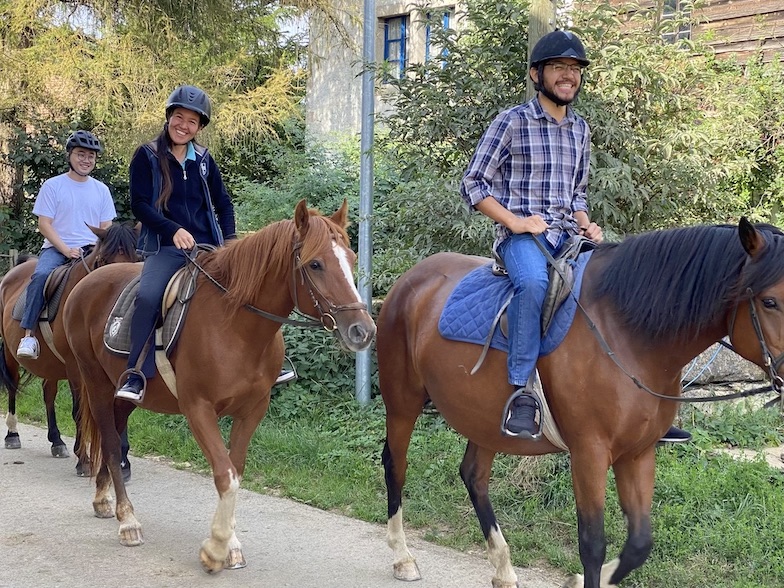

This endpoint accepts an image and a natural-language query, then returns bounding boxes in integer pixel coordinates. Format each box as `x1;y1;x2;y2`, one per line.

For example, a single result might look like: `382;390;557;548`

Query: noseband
290;242;368;332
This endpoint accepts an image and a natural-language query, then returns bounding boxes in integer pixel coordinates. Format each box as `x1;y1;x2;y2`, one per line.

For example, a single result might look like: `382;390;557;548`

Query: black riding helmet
530;30;589;105
165;85;211;126
530;30;590;68
66;130;103;153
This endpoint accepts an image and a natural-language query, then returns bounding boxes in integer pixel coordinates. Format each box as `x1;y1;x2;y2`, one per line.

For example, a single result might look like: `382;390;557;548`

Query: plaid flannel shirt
460;96;591;249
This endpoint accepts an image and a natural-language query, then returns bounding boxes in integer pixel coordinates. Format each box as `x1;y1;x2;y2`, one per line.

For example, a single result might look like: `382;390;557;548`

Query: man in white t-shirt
17;130;117;359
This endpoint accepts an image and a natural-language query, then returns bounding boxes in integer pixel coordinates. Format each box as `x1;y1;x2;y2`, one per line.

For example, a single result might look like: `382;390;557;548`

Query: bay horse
63;199;376;572
0;222;139;473
376;219;784;588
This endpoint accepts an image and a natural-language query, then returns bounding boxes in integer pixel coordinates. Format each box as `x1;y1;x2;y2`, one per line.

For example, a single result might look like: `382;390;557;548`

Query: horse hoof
93;500;115;519
199;549;225;574
562;574;584;588
76;462;92;477
491;579;519;588
119;526;144;547
5;434;21;450
393;560;422;581
224;548;247;570
51;444;70;458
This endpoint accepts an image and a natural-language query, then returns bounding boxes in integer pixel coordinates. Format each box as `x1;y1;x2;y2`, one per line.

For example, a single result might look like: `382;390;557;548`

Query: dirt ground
0;422;565;588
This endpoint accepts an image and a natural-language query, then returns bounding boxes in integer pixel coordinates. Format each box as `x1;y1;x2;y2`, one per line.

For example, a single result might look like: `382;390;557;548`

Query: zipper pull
183;168;187;180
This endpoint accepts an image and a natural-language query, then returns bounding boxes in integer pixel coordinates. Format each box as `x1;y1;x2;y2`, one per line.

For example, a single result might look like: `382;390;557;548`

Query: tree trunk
526;0;556;100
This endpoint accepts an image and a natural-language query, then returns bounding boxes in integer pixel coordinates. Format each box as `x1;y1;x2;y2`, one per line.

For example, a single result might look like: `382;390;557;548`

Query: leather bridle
187;240;366;331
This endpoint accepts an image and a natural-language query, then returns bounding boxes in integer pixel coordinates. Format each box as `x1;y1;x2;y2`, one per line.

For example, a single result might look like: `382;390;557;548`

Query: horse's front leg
605;448;655;585
459;442;517;588
562;448;612;588
185;408;242;574
43;379;69;457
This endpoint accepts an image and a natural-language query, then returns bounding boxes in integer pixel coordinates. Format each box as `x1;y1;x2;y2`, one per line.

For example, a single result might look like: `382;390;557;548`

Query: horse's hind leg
43;379;69;457
1;346;21;449
68;379;91;476
460;442;517;588
382;404;423;582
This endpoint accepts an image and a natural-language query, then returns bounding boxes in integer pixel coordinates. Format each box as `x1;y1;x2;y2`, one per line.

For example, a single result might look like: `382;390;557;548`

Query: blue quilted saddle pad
438;251;592;356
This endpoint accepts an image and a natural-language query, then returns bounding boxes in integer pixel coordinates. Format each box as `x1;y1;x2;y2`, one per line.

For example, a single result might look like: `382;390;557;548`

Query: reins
533;236;783;405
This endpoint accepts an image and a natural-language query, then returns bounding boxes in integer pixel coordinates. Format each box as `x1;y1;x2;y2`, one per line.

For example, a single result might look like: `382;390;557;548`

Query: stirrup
501;388;543;441
115;368;147;403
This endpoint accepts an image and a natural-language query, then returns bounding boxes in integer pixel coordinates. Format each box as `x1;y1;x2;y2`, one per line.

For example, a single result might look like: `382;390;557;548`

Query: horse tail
0;339;34;394
0;340;17;394
76;381;102;477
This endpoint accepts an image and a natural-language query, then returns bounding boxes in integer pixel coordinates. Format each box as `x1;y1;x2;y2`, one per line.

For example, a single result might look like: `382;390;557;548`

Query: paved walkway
0;422;564;588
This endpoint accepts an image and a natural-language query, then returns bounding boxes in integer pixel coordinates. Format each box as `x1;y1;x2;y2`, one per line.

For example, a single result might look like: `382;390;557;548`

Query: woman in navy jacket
116;85;236;401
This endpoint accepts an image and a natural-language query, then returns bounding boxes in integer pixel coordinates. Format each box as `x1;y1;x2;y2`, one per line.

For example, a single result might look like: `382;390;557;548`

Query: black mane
592;223;784;341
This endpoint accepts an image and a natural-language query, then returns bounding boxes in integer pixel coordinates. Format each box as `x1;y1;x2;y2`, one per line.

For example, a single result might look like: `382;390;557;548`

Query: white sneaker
17;336;40;359
275;369;296;385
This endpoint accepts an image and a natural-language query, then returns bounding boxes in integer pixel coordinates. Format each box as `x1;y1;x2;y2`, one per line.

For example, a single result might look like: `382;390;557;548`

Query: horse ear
331;199;349;229
87;223;107;240
294;199;310;233
739;217;766;258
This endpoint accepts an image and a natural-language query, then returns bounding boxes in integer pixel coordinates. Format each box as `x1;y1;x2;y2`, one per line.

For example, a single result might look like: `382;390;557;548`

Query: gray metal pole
356;0;375;405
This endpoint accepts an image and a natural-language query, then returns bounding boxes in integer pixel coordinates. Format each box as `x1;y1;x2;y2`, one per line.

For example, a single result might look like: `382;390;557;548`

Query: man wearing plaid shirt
461;31;692;445
460;30;601;439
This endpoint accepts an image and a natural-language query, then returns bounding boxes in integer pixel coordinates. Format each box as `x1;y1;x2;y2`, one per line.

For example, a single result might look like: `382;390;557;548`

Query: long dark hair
154;124;174;210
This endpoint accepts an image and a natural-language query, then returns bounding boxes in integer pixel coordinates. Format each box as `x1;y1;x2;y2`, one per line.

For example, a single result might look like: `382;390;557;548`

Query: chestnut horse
376;219;784;588
64;200;376;572
0;222;139;472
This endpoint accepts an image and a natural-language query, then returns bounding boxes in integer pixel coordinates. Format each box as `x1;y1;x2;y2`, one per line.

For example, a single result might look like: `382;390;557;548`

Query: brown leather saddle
491;235;596;336
11;257;86;323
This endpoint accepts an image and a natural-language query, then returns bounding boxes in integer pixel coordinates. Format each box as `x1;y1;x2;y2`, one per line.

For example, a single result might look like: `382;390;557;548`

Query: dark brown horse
0;222;139;472
64;200;376;572
376;219;784;588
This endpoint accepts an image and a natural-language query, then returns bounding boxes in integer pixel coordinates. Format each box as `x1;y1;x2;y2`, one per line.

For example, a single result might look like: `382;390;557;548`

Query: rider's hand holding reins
173;227;196;250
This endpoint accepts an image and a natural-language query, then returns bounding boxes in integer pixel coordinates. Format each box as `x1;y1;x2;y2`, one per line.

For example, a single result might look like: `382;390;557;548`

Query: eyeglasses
546;62;584;75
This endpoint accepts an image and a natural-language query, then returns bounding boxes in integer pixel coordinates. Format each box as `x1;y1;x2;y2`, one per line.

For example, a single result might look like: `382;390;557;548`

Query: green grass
6;381;784;587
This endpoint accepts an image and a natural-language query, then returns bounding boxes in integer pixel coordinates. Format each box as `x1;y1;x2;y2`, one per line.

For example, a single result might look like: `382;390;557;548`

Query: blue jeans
20;247;69;331
127;246;187;378
497;233;565;387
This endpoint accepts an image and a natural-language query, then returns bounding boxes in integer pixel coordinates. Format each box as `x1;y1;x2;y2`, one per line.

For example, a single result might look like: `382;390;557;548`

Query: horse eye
309;260;322;271
762;297;778;309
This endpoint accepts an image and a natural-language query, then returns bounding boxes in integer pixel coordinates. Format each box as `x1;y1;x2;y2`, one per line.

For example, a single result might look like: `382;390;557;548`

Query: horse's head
86;222;141;268
292;199;376;352
729;217;784;388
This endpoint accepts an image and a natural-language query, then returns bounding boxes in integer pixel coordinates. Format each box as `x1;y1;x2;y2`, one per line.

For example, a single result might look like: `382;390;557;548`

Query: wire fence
0;249;18;276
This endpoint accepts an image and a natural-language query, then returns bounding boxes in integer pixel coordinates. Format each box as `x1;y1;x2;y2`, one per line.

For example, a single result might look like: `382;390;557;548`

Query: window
662;0;691;43
425;8;454;65
384;16;408;80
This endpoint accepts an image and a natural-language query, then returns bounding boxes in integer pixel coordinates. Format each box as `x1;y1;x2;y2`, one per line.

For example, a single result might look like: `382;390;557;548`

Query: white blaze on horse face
333;241;363;303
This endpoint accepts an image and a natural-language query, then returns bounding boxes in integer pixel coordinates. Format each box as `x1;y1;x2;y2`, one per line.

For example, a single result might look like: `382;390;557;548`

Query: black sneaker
115;376;144;401
659;425;692;444
504;393;539;437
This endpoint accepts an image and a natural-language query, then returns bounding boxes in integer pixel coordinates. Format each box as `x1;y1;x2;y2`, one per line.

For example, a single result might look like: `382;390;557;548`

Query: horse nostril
349;323;375;344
